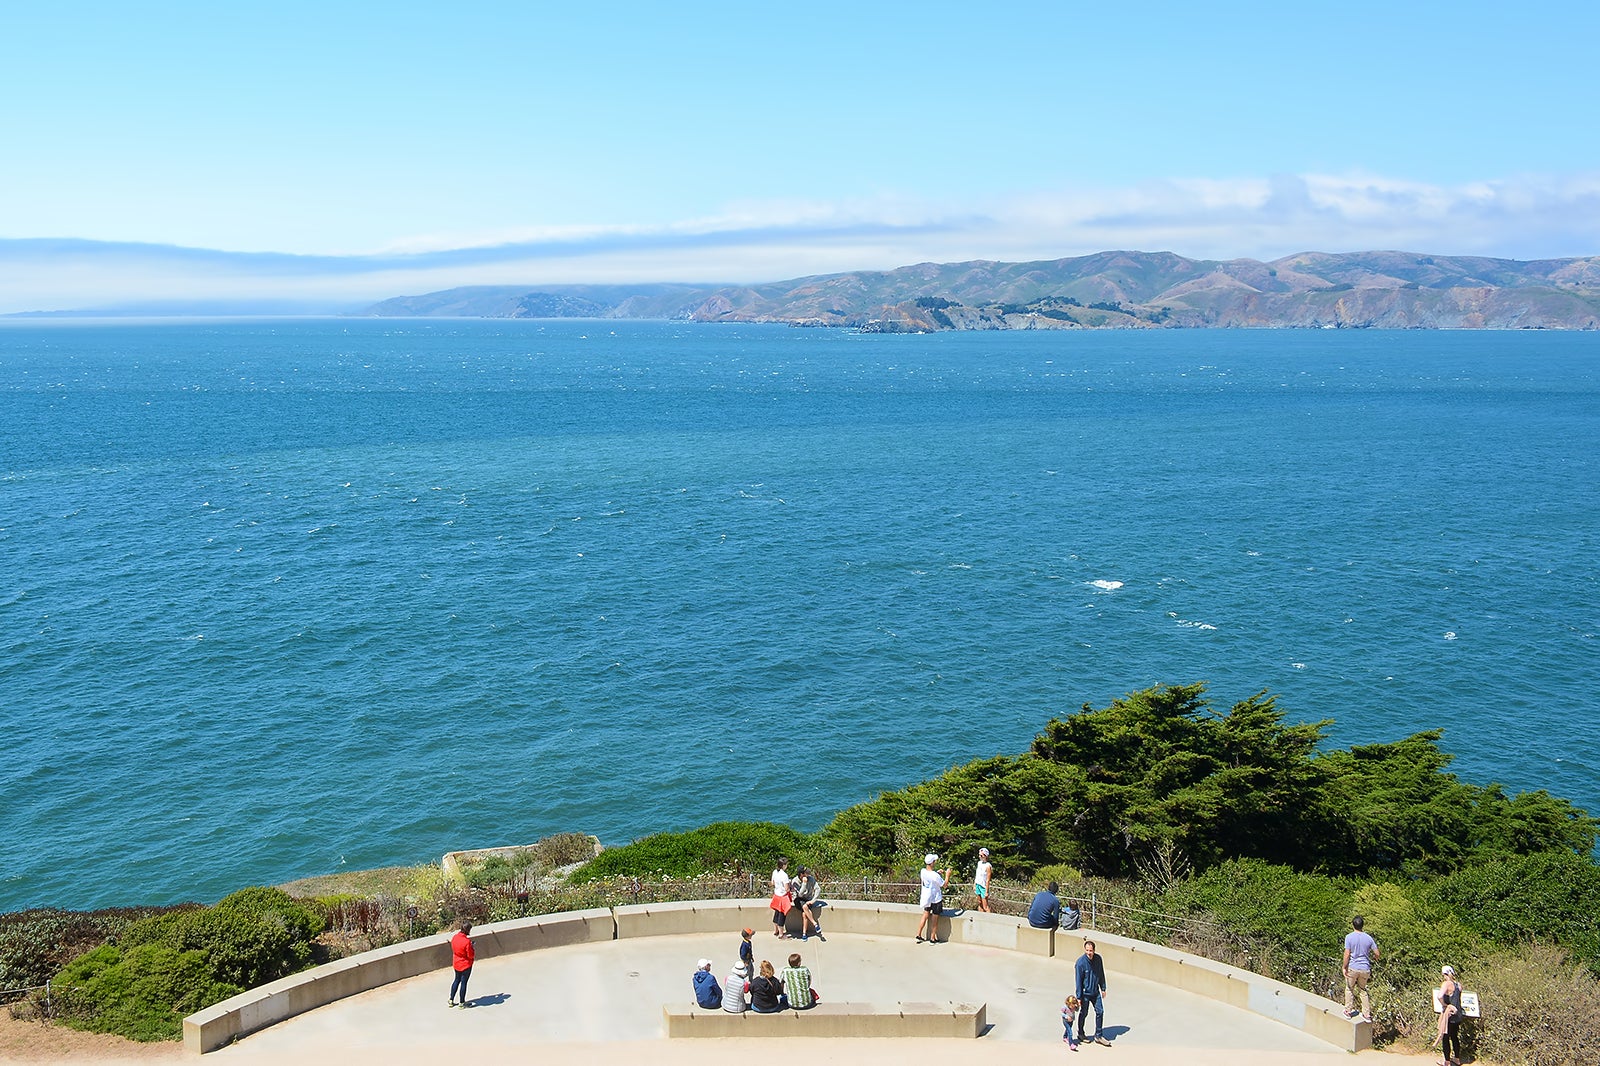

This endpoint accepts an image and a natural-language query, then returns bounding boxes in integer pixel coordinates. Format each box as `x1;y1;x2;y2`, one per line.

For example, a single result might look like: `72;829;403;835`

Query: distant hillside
362;250;1600;330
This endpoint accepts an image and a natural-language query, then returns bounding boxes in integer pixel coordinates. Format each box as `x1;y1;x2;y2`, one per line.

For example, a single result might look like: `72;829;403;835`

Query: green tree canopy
821;684;1597;879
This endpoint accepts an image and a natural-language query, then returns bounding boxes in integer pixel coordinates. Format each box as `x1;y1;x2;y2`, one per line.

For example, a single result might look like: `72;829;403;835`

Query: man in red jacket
449;920;476;1007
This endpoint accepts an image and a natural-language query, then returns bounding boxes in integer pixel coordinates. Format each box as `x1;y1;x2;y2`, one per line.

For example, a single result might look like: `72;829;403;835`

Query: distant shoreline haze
4;248;1598;327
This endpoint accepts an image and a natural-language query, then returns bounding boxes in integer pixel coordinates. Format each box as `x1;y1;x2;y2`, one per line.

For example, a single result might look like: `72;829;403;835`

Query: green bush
1434;850;1600;973
119;886;323;989
54;943;240;1042
1348;880;1478;988
572;822;815;882
1162;859;1351;989
0;906;189;998
820;755;1080;876
463;855;518;890
50;886;324;1041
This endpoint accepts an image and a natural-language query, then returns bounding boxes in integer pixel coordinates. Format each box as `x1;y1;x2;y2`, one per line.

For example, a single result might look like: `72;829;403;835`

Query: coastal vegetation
27;888;324;1041
5;684;1597;1063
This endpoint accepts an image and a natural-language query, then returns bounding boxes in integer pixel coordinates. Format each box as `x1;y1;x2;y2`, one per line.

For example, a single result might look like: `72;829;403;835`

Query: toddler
1062;994;1082;1049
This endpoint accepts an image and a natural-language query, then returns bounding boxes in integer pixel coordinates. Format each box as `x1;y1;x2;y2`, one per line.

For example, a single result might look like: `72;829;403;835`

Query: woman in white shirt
770;856;793;939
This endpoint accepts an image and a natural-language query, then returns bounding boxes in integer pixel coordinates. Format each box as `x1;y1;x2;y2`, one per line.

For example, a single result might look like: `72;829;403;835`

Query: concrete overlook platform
195;900;1375;1066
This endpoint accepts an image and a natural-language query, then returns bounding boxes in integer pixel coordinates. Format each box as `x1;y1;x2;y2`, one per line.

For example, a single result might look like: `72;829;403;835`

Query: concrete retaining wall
182;909;611;1054
184;898;1365;1053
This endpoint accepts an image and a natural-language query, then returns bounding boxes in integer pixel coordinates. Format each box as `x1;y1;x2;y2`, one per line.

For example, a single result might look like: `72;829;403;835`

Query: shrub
1162;859;1350;990
463;855;518;890
528;832;599;868
119;887;324;989
0;906;190;1000
53;943;240;1042
48;886;324;1041
1434;850;1600;974
1348;880;1477;988
1462;942;1600;1066
571;821;815;882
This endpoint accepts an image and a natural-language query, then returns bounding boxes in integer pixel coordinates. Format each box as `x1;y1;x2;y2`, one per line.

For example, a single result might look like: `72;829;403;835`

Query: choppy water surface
1;319;1595;910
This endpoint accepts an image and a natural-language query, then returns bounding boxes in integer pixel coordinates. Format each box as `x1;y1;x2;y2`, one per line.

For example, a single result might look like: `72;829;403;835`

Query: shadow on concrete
466;993;512;1008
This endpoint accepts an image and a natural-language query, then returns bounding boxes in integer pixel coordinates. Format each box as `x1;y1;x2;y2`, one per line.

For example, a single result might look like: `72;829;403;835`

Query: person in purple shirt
1342;915;1380;1020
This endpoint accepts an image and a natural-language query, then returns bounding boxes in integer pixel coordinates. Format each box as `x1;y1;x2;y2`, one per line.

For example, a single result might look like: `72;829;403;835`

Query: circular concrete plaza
207;930;1391;1066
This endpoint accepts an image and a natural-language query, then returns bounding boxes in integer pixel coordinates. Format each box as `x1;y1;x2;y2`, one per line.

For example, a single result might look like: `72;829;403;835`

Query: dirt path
0;1013;182;1063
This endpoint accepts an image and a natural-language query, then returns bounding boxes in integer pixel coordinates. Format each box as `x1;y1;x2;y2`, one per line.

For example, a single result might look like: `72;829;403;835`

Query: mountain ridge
363;249;1600;330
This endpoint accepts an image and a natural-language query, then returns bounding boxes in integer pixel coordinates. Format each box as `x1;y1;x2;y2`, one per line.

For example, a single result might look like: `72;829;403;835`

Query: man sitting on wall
692;958;723;1009
1028;881;1063;928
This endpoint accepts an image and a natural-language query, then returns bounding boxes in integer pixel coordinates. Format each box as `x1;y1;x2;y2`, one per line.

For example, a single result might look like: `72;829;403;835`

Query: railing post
1091;892;1097;929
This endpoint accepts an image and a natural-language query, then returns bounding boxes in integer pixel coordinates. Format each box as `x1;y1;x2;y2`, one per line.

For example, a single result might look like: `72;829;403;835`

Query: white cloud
2;172;1597;313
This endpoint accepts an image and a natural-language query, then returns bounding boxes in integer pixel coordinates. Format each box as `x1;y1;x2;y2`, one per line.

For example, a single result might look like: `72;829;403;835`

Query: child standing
739;927;755;976
974;847;993;913
1062;995;1081;1048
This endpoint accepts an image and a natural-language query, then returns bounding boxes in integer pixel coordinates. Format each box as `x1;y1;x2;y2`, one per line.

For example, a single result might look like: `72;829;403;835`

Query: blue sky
2;1;1598;311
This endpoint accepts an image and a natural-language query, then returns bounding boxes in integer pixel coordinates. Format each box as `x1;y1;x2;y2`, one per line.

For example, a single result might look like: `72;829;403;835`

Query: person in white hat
973;847;993;913
722;961;751;1013
692;958;722;1009
914;853;953;942
1436;964;1463;1065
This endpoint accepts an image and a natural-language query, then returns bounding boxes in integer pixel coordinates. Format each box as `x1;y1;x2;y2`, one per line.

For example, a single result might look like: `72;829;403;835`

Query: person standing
738;926;756;975
1074;939;1111;1045
1061;994;1082;1050
914;853;951;943
1436;964;1463;1066
1342;915;1380;1021
973;847;993;913
448;920;475;1008
770;857;793;939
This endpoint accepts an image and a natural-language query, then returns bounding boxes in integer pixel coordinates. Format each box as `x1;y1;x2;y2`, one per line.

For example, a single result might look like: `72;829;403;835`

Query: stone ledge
663;1001;986;1038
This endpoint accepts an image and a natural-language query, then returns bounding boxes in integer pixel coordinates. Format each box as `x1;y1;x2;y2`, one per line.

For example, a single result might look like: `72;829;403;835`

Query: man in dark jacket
1027;881;1063;928
1074;939;1111;1045
692;958;723;1009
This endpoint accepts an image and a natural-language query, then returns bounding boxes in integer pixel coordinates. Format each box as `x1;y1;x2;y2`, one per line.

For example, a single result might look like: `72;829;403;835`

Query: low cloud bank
3;172;1597;314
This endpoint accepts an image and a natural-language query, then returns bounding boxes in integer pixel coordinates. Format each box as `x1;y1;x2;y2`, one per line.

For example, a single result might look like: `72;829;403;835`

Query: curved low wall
183;898;1368;1053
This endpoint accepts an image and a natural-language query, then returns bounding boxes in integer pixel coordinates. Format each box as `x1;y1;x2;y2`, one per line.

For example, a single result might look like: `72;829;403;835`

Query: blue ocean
2;319;1595;912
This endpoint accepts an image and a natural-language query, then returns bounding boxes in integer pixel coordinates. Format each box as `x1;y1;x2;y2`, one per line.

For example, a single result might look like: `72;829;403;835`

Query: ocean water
1;319;1595;912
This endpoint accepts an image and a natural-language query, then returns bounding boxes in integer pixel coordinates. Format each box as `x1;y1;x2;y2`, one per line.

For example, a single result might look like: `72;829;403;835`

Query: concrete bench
663;1000;986;1038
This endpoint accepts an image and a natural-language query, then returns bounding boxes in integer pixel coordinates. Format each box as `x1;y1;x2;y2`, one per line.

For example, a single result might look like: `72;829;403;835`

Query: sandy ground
0;1016;1453;1066
0;1013;180;1063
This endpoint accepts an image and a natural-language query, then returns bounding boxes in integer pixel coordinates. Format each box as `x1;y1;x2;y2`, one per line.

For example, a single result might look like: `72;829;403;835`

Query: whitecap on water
1088;579;1123;591
1443;631;1458;640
